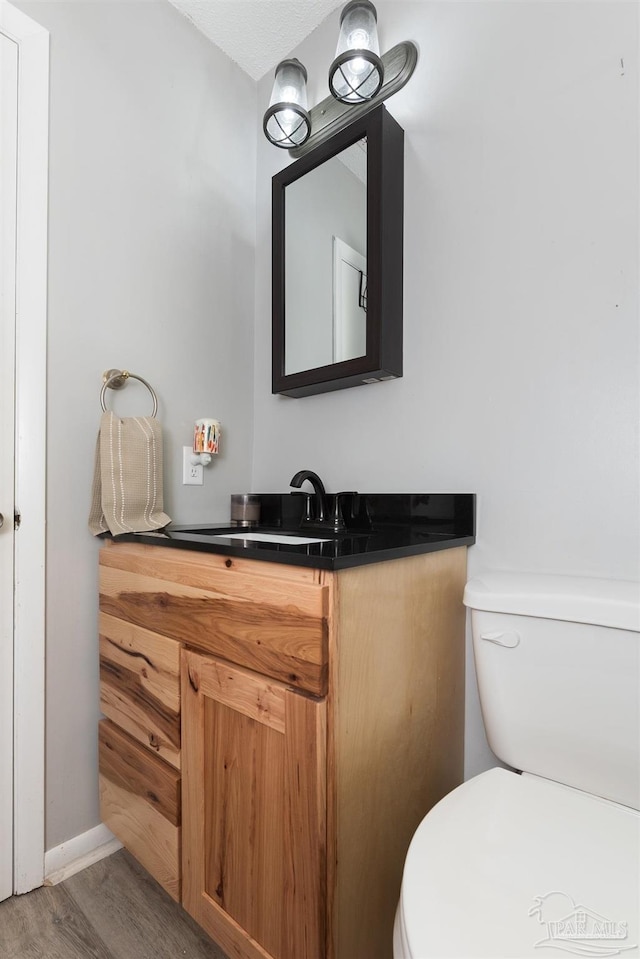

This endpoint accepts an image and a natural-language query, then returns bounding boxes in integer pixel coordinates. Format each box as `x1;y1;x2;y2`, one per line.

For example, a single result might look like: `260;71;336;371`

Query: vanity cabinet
98;540;467;959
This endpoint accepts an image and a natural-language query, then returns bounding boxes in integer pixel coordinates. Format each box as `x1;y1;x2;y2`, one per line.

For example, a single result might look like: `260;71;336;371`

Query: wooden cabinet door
181;650;326;959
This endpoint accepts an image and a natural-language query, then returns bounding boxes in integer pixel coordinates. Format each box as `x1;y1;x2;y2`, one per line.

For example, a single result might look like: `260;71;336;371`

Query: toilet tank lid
463;572;640;632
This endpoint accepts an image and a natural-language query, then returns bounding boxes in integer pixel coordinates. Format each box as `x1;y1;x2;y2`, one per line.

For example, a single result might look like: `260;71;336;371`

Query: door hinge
14;510;21;530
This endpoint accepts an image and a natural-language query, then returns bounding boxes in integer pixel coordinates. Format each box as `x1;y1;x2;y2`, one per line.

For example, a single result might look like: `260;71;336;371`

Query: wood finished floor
0;850;229;959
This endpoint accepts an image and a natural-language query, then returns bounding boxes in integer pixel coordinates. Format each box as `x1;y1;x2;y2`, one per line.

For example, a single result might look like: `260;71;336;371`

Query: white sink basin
213;531;331;546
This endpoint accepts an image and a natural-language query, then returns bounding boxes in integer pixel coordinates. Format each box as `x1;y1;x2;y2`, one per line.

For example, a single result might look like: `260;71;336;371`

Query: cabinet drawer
99;719;181;901
100;545;329;695
99;612;181;769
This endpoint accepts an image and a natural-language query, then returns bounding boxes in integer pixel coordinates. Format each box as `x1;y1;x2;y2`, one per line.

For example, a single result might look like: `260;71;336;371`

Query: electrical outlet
182;446;203;486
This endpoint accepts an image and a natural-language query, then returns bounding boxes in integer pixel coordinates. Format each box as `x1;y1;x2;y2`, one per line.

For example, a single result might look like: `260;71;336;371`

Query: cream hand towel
89;411;171;536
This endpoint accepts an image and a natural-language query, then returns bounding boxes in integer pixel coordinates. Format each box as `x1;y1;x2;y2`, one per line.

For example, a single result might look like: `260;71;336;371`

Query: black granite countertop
106;494;475;571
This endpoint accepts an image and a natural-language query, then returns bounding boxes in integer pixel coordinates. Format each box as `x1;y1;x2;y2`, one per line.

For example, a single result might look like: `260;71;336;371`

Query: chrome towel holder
100;368;158;417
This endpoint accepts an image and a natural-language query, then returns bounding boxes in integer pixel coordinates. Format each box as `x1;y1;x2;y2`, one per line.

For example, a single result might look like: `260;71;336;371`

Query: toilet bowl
394;572;640;959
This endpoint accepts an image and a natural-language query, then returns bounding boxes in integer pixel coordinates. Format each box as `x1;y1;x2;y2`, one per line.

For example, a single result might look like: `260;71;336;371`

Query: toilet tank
464;572;640;809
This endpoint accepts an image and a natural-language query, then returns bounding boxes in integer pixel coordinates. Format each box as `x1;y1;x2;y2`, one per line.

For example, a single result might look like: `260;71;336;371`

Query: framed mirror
272;105;404;398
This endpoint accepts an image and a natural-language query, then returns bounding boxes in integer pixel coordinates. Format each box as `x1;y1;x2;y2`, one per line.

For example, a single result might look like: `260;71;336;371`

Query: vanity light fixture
329;1;383;103
263;58;311;149
261;1;417;157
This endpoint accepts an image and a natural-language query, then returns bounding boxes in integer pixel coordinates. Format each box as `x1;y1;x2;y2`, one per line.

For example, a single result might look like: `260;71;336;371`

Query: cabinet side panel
330;548;467;959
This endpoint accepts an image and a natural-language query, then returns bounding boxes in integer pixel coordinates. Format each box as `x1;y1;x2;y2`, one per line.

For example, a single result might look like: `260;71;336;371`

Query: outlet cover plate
182;446;203;485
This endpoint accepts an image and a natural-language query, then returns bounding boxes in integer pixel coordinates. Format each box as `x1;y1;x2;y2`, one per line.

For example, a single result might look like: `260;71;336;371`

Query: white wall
253;2;639;777
16;0;257;849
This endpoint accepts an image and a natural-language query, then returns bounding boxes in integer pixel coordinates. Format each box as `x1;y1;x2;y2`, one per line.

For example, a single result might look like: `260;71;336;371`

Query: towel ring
100;369;158;417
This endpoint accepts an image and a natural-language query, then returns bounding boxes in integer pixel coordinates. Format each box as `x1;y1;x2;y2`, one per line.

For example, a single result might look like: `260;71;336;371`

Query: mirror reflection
284;139;367;375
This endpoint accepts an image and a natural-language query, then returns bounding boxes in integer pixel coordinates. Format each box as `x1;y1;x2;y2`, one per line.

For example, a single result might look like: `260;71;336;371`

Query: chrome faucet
290;470;327;524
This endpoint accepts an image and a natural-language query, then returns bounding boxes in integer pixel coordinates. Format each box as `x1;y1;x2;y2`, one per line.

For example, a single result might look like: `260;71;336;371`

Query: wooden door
181;650;326;959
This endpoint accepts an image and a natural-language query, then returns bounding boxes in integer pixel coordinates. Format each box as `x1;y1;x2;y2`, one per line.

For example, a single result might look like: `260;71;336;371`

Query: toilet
394;572;640;958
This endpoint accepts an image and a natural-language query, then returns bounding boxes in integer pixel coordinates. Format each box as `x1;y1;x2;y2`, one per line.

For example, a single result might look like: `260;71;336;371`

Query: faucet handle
331;491;358;531
337;491;373;531
336;491;357;512
329;495;346;532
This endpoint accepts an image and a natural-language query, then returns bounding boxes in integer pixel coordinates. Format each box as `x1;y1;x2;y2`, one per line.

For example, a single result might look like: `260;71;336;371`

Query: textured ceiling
167;0;344;81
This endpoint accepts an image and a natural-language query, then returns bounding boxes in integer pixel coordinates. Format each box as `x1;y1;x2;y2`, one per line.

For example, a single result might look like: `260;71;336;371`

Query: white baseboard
44;823;122;886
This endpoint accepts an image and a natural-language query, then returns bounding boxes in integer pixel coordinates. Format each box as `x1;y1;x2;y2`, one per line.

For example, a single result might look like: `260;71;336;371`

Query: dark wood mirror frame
272;105;404;398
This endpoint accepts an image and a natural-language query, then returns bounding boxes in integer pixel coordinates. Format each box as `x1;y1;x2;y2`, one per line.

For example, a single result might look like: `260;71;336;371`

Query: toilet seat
395;768;640;958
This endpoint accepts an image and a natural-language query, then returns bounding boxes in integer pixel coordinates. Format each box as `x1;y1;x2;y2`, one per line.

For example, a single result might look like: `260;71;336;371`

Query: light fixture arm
288;40;417;158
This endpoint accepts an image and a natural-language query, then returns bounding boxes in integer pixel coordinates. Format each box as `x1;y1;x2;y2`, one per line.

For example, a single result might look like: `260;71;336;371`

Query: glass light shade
329;0;384;103
263;59;311;149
